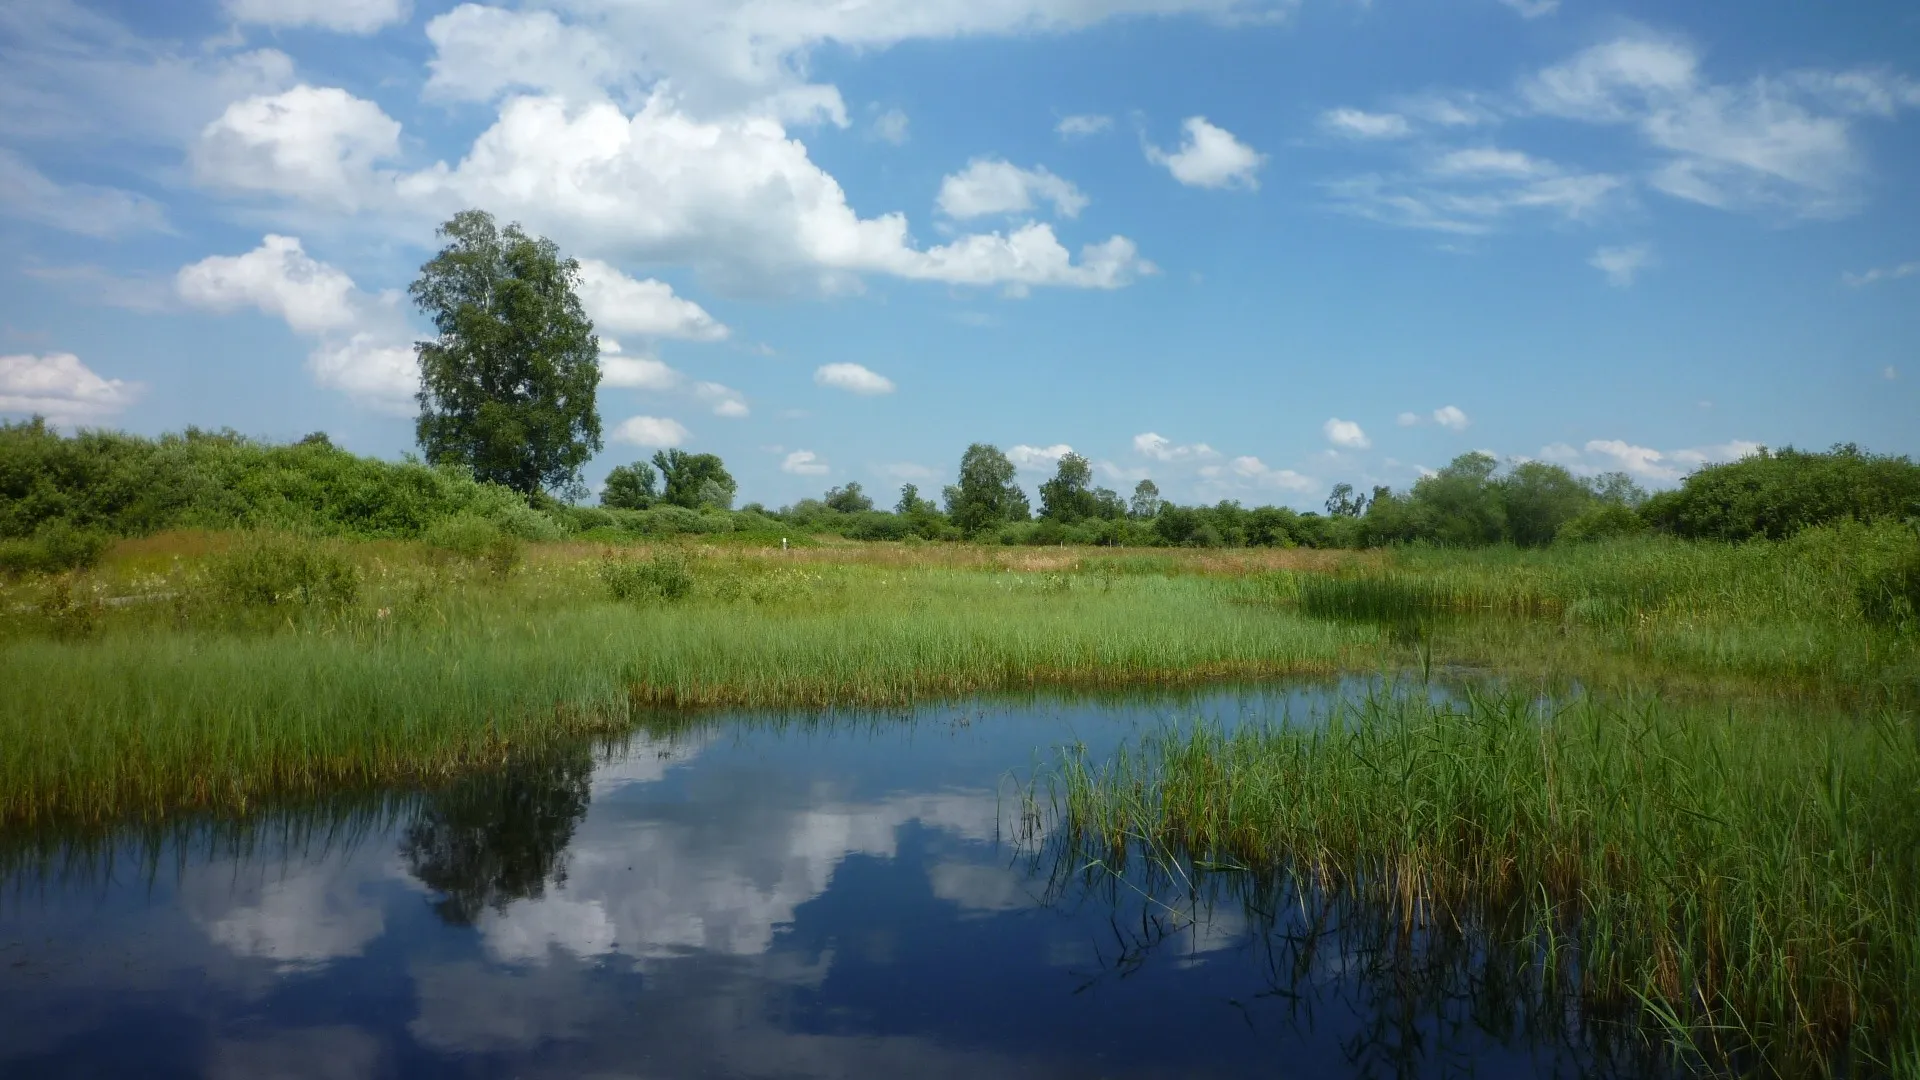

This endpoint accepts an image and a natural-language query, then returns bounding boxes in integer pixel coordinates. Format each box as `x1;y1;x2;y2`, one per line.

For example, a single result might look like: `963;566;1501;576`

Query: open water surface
0;679;1658;1079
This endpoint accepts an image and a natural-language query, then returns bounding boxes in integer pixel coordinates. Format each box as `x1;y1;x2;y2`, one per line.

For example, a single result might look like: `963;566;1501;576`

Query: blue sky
2;0;1916;509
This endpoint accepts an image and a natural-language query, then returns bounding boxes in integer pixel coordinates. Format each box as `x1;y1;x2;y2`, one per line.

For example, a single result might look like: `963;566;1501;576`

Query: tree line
382;209;1920;550
4;208;1916;567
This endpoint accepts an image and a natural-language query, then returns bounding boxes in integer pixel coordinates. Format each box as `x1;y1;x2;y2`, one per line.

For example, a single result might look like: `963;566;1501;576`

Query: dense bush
0;419;549;540
0;522;111;577
1642;445;1920;541
601;552;694;603
1556;503;1647;544
209;535;360;609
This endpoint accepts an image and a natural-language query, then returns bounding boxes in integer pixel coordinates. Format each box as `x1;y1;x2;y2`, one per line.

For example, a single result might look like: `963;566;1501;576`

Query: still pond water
2;679;1658;1079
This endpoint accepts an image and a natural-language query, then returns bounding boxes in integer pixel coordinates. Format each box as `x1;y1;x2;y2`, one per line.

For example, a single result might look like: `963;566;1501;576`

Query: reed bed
1046;692;1920;1075
2;528;1915;827
0;550;1368;825
1276;522;1920;695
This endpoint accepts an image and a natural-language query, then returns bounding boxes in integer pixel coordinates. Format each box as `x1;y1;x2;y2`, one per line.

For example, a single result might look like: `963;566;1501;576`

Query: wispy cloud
1590;243;1654;287
1843;261;1919;287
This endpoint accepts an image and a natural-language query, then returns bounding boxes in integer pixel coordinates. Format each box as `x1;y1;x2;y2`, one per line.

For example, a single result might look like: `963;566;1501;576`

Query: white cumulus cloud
176;235;417;411
394;94;1151;293
193;85;402;208
1146;116;1265;190
0;352;141;424
575;260;728;341
1007;443;1073;471
175;235;359;334
781;449;830;476
1323;418;1370;449
424;4;626;104
937;158;1088;220
1432;405;1471;431
612;415;691;447
814;362;895;395
1550;437;1762;483
1396;411;1421;427
1227;455;1315;491
1132;432;1218;462
484;0;1298;121
599;341;747;416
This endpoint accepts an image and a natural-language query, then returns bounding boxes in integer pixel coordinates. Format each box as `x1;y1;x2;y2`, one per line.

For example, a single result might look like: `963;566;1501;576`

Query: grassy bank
1046;692;1920;1074
0;538;1371;825
1;527;1914;826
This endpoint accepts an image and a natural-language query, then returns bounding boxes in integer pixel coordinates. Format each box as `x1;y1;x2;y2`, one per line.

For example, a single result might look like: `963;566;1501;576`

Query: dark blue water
0;680;1653;1079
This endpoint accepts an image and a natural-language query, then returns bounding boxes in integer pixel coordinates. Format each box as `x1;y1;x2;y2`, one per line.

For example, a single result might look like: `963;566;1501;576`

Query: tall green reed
1046;692;1920;1074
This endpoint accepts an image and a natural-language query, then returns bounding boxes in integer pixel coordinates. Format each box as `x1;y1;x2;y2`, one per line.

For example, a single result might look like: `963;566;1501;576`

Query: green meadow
4;418;1919;1072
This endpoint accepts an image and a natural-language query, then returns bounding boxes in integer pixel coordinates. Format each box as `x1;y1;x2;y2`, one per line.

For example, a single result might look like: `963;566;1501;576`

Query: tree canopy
1642;445;1920;541
824;482;874;514
652;450;736;510
1129;479;1162;519
600;462;658;510
411;210;602;500
943;443;1030;536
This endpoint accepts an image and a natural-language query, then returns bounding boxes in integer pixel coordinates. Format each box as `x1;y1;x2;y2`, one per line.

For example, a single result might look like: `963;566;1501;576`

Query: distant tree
1246;505;1300;547
652;449;735;510
1154;504;1199;546
943;443;1030;536
1642;444;1920;541
1409;452;1506;547
895;483;937;515
1091;486;1127;521
1586;471;1648;508
1038;452;1099;523
1129;479;1162;519
824;481;874;514
297;432;333;448
600;461;658;510
1500;461;1594;548
411;209;602;500
1325;483;1369;518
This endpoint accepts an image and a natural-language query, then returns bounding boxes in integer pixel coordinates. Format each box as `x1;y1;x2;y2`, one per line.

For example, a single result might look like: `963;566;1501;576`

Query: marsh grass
0;543;1373;825
2;529;1916;826
1044;692;1920;1075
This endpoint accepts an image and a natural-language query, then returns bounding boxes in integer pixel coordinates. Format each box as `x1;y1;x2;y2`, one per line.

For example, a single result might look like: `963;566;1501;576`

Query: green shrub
601;552;694;603
1556;502;1647;544
1643;444;1920;541
489;503;569;542
554;505;618;532
209;535;360;609
0;418;545;541
0;522;111;577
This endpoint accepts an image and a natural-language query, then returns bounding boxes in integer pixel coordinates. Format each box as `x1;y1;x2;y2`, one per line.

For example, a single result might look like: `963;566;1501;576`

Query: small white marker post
781;537;788;551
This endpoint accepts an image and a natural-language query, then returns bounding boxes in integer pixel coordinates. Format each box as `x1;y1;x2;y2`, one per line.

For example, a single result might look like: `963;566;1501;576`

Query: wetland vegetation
4;210;1919;1074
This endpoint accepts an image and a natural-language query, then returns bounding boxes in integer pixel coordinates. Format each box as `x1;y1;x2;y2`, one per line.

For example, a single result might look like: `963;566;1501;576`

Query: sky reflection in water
0;679;1641;1079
